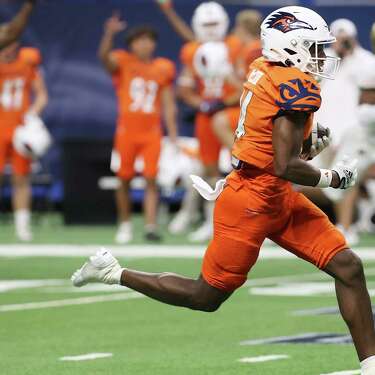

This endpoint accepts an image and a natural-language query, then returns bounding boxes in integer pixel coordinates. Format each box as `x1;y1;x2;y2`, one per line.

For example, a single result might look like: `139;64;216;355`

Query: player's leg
12;150;32;241
141;135;162;241
72;175;265;311
270;192;375;364
211;107;238;150
189;114;221;242
111;135;138;244
324;249;375;362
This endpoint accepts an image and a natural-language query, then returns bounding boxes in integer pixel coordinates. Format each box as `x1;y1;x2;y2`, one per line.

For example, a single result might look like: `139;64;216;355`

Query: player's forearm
98;32;115;69
274;157;321;186
0;1;35;48
177;86;202;109
371;22;375;54
160;6;194;42
274;157;340;188
29;92;48;116
164;107;178;142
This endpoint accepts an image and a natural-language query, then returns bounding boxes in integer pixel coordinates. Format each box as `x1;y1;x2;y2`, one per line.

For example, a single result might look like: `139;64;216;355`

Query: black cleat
144;231;162;242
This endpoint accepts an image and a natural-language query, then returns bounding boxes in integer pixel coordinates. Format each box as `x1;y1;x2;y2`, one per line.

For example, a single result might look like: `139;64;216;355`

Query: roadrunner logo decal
266;11;316;33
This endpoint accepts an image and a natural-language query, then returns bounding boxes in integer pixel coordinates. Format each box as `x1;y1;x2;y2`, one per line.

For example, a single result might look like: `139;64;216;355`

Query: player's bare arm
155;0;194;42
98;13;127;74
161;85;178;143
273;112;342;188
0;0;36;49
29;71;48;116
177;66;202;109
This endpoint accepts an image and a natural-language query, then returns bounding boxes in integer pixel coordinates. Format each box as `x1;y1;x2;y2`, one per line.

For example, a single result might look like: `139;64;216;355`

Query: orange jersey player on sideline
0;42;48;242
98;13;177;243
73;7;375;374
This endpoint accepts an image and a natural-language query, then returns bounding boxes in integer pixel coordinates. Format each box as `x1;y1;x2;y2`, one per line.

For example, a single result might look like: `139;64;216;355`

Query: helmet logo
266;11;316;33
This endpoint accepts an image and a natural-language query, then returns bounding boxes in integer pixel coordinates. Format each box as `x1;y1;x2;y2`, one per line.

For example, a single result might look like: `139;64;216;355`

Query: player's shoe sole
71;248;123;287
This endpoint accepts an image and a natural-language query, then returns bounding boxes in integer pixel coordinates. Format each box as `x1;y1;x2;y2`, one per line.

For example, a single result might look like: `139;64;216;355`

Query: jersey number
0;78;25;110
235;90;253;138
235;69;263;138
129;77;158;113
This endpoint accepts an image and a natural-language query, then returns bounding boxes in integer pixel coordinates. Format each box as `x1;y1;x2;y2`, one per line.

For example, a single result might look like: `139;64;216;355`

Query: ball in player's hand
301;122;330;160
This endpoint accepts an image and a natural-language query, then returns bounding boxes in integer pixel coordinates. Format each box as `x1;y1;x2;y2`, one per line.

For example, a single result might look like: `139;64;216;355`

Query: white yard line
238;354;289;363
1;245;375;260
59;353;113;361
320;370;360;375
0;292;144;312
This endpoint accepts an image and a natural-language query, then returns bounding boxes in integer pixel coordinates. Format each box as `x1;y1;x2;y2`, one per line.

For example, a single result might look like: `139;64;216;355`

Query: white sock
15;209;31;230
361;356;375;375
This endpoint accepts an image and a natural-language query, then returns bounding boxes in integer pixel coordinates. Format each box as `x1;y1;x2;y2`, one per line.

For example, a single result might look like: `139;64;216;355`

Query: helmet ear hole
284;48;297;55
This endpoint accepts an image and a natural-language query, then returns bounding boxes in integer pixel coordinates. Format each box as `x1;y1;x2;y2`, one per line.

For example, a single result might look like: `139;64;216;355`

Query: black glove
199;100;226;116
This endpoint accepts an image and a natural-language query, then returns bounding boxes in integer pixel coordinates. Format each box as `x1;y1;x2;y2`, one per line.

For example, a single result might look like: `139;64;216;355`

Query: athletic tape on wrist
317;169;333;188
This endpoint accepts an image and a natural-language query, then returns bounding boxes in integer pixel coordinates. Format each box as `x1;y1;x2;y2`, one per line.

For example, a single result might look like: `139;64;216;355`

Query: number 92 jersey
0;47;42;129
110;50;176;133
232;57;321;173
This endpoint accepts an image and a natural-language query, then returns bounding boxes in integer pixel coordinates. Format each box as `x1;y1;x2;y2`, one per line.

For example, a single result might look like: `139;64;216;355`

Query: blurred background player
0;42;48;241
315;18;374;164
161;2;242;242
0;0;36;50
301;19;375;220
156;1;262;241
326;58;375;245
98;13;177;243
371;22;375;53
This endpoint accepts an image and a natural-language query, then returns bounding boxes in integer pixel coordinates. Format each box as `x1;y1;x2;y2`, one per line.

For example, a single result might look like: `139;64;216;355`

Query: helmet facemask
302;39;340;80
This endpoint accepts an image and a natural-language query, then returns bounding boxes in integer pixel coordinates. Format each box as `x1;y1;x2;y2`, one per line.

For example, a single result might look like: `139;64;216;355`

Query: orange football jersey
0;47;41;131
111;50;176;134
179;36;241;101
232;57;321;173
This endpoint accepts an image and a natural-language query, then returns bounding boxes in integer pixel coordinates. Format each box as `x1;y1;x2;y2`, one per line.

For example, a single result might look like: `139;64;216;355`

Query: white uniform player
314;19;374;165
326;57;375;244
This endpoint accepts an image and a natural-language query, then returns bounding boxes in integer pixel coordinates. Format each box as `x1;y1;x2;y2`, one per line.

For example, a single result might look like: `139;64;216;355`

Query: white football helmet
193;41;233;79
261;6;340;79
192;2;229;43
13;113;52;159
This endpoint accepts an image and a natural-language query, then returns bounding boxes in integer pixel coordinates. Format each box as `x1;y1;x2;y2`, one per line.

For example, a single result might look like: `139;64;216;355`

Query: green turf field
1;215;375;375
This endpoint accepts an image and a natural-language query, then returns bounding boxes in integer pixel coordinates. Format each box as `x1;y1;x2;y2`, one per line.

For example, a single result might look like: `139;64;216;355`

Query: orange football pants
0;127;31;176
202;169;347;292
113;126;161;180
196;107;239;166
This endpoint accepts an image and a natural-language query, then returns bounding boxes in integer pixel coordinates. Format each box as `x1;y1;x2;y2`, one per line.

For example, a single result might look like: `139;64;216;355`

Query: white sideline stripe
0;292;143;312
320;370;360;375
238;355;289;363
1;245;375;260
59;353;113;361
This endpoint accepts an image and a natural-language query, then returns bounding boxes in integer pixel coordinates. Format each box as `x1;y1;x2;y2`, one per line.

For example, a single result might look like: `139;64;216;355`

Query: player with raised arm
98;13;177;243
73;7;375;374
0;1;36;50
0;41;48;241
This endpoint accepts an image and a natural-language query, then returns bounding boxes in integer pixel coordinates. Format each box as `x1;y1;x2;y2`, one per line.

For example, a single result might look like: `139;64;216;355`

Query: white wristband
317;169;333;188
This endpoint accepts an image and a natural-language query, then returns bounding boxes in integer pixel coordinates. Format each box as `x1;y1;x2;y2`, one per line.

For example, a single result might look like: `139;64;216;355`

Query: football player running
73;7;375;373
0;1;36;50
0;42;48;241
98;13;177;243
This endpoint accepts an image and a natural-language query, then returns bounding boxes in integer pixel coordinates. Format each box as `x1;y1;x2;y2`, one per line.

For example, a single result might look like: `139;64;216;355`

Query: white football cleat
115;222;133;244
16;226;33;242
168;210;191;234
188;221;213;242
71;248;124;287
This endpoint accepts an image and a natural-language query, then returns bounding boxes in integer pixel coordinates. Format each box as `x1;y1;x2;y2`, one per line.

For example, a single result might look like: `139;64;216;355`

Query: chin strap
190;175;226;201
